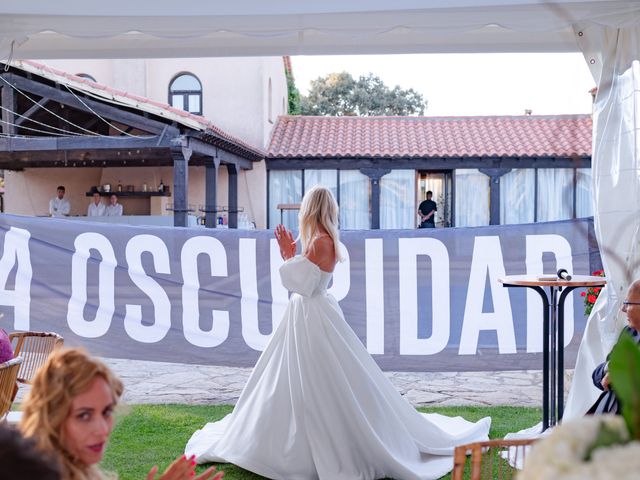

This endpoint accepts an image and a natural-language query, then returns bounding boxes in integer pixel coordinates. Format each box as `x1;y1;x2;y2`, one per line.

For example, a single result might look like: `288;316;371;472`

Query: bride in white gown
186;186;491;480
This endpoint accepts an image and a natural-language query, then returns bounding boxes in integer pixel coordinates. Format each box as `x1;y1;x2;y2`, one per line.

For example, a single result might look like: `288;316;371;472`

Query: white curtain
536;168;573;221
339;170;370;229
564;22;640;420
455;169;489;227
576;168;593;218
500;168;535;224
268;170;302;230
305;169;338;199
380;170;415;229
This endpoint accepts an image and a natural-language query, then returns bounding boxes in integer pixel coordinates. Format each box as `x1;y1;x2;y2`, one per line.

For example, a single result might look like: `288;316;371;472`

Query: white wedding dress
186;256;491;480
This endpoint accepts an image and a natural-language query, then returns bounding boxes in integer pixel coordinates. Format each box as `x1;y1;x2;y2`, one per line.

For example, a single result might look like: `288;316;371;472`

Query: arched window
169;73;202;115
76;73;97;82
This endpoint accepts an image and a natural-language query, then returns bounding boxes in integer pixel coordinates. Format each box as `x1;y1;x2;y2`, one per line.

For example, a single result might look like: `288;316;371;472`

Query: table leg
549;286;557;426
557;286;576;422
529;286;551;431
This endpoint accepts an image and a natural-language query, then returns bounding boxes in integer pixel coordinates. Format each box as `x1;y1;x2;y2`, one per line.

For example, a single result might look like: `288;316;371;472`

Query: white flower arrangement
519;415;640;480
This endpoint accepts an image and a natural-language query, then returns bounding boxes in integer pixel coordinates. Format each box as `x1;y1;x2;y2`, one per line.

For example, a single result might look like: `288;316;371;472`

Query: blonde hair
298;185;342;261
20;348;123;480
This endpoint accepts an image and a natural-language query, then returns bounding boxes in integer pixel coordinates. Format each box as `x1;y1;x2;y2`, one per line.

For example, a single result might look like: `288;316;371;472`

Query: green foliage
609;331;640;439
300;71;427;116
102;404;539;480
286;70;301;115
583;420;628;460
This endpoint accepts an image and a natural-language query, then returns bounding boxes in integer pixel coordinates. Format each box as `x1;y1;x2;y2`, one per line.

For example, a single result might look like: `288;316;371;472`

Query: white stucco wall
40;57;286;150
4;168;103;217
144;56;287;149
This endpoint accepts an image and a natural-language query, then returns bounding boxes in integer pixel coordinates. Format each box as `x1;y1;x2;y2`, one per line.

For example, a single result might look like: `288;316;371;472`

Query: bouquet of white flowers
519;415;640;480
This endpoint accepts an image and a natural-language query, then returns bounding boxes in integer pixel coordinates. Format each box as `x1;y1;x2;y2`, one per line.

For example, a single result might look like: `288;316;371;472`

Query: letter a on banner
0;227;32;330
459;236;516;355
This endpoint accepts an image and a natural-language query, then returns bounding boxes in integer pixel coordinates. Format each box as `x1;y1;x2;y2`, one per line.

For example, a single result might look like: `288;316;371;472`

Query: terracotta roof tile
267;115;592;159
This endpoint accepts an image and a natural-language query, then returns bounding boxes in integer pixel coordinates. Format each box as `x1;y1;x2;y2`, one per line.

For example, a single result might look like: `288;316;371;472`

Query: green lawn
102;405;540;480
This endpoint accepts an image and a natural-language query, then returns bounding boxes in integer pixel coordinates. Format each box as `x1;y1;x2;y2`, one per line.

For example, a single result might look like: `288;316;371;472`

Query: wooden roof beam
14;98;50;126
0;134;173;152
1;72;178;136
175;135;254;170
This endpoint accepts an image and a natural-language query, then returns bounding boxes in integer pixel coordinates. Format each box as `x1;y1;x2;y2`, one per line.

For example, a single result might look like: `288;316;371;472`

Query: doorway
417;171;452;228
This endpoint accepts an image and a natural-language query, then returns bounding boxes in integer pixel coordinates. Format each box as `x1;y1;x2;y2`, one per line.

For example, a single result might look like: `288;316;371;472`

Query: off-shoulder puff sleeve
279;256;322;297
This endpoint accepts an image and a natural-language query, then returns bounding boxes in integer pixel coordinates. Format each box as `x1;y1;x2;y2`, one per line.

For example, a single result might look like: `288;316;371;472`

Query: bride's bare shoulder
306;235;336;272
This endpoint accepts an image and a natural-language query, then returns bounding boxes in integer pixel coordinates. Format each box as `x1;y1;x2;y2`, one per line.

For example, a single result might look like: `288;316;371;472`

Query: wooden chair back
0;356;23;419
452;438;537;480
9;332;64;384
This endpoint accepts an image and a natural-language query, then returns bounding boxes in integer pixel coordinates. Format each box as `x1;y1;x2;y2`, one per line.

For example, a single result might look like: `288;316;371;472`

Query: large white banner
0;214;598;371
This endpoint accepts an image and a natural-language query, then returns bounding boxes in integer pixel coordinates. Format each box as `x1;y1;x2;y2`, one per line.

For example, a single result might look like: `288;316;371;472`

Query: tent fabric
0;1;639;59
0;0;639;425
563;21;640;420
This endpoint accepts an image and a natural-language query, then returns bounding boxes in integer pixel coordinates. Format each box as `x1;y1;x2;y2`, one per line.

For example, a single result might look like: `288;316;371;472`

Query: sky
291;53;595;117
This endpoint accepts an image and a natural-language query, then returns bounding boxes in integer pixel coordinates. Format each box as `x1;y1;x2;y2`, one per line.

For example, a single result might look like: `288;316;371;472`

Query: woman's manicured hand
147;454;224;480
275;224;296;260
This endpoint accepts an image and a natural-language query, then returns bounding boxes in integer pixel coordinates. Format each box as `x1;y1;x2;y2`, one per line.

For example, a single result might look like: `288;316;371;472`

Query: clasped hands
275;224;296;260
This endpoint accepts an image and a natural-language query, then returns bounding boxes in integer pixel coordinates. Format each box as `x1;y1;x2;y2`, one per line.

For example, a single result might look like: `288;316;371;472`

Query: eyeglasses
623;301;640;306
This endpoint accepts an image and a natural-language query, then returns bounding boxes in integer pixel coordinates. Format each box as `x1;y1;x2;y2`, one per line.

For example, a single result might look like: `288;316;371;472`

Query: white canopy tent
0;1;637;58
1;0;640;422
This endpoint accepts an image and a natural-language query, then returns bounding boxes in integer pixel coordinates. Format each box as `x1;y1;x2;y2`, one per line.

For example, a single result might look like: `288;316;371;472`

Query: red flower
581;291;586;297
592;269;604;276
593;287;601;294
587;294;597;303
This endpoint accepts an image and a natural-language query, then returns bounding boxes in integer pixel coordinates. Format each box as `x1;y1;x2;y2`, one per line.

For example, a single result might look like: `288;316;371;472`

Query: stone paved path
15;357;573;407
84;358;574;408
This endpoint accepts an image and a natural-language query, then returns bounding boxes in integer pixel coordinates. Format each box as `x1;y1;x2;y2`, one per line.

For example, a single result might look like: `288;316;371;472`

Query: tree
300;72;426;116
286;70;302;115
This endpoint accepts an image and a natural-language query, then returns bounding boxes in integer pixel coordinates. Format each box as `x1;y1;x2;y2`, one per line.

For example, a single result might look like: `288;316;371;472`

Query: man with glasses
588;280;640;414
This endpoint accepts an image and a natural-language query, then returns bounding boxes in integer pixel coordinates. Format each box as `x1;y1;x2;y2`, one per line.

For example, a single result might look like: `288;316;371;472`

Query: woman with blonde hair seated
20;348;223;480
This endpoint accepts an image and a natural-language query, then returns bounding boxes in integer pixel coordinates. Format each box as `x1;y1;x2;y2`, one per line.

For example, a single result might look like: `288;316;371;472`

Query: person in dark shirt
418;191;437;228
0;423;61;480
588;279;640;414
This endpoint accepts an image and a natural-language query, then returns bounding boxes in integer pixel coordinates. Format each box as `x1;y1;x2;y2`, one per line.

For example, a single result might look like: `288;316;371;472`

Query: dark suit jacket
589;325;640;415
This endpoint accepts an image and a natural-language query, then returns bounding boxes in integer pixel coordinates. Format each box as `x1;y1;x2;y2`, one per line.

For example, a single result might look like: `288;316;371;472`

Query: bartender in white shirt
104;193;123;216
87;189;106;216
49;185;71;217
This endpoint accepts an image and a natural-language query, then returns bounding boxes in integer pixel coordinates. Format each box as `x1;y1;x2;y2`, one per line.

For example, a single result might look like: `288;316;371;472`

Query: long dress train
186;256;491;480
